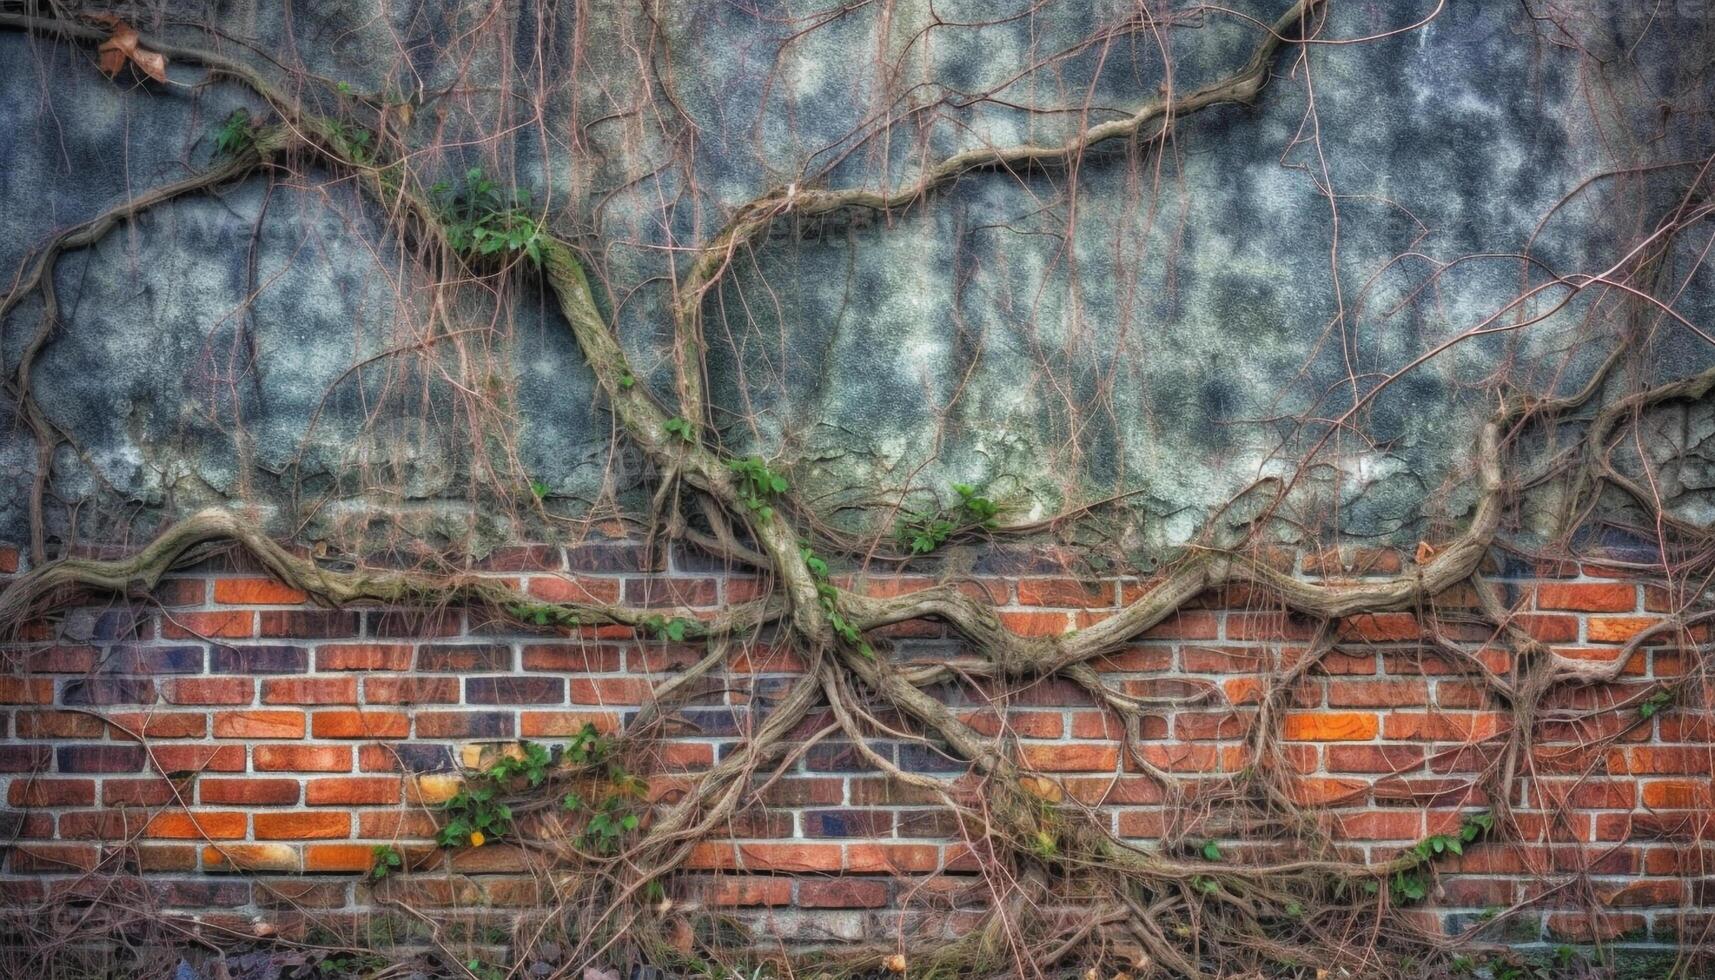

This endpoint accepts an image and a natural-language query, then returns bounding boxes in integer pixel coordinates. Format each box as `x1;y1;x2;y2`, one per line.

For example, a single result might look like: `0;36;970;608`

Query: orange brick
1588;617;1663;644
199;778;300;806
1020;742;1119;772
844;843;941;873
1282;712;1378;741
253;745;351;772
520;711;622;737
684;842;842;872
162;610;255;639
203;844;299;872
213;579;309;605
998;610;1072;637
306;776;401;805
1016;578;1115;607
213;710;305;739
145;811;247;840
1537;583;1637;612
303;844;376;872
254;811;350;840
311;710;410;739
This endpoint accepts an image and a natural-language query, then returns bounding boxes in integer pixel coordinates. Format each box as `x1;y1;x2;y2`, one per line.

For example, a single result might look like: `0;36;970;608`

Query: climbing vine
0;3;1712;979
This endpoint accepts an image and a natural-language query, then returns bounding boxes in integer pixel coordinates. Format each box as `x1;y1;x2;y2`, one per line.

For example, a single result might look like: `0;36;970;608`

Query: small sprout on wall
727;454;789;521
640;614;690;642
1639;689;1673;719
432;167;545;265
368;844;402;880
213;108;257;158
895;481;1003;555
662;416;696;443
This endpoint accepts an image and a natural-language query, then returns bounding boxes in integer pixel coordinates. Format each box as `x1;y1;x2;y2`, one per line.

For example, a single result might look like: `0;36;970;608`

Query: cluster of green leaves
310;952;387;977
663;416;696;443
322;118;374;165
437;741;559;848
895;482;1002;555
641;614;692;642
213;108;257;158
559;724;647;854
727;455;789;522
367;843;402;880
1453;945;1585;979
431;167;545;264
801;545;873;657
1639;688;1673;719
1389;810;1495;903
505;600;580;630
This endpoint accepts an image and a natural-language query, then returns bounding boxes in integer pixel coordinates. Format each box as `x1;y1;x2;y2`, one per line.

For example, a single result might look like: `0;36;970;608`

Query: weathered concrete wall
1;1;1712;557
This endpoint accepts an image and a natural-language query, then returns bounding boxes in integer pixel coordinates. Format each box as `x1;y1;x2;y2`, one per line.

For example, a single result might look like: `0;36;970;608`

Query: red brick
162;678;254;705
148;744;247;773
1338;613;1422;642
706;877;794;907
1588;616;1663;644
102;779;180;810
145;811;247;840
261;677;357;704
1512;614;1579;643
1537;583;1638;612
998;610;1071;637
316;644;412;671
311;710;410;739
1020;742;1118;772
570;677;654;704
200;778;300;805
520;711;622;737
8;778;94;806
1137;610;1220;640
519;644;625;673
106;712;208;740
526;576;622;604
213;710;305;739
1326;680;1428;707
14;711;106;738
259;611;360;638
0;677;52;704
302;844;375;872
162;611;255;639
845;843;940;873
1016;578;1114;607
798;879;889;908
1382;712;1506;741
253;745;352;772
363;675;460;703
305;776;401;805
213;579;309;605
254;811;350;840
685;842;841;872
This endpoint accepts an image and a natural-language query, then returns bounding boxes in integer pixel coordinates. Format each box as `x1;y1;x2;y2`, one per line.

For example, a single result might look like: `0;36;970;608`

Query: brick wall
0;538;1710;958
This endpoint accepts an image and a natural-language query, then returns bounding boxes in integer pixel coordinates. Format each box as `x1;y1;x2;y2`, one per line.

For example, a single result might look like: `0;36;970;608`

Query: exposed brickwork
0;542;1709;953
